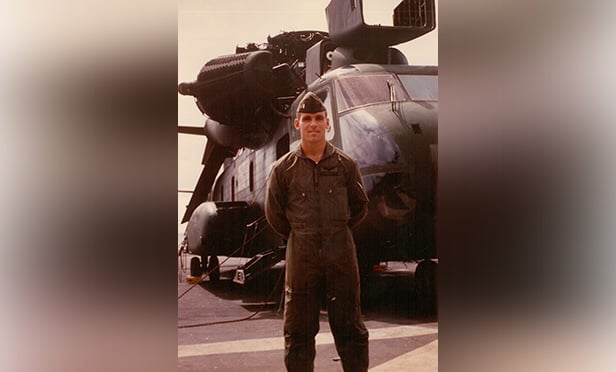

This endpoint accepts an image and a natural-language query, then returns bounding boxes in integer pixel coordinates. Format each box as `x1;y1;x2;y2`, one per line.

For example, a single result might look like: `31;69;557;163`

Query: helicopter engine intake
178;51;277;149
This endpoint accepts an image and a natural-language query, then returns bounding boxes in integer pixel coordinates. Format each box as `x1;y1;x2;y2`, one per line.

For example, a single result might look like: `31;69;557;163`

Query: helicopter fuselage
204;64;437;268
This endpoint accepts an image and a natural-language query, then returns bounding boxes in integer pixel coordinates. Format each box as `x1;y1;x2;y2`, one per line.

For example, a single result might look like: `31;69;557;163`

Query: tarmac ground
178;255;438;371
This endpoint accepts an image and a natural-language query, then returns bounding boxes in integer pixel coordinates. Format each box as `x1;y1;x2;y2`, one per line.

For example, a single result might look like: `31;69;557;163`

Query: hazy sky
178;0;438;231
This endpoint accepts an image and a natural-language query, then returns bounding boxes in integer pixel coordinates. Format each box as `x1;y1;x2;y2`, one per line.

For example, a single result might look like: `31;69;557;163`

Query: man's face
294;111;329;144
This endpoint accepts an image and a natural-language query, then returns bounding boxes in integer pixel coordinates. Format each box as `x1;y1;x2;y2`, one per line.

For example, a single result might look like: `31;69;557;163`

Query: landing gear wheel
190;257;203;277
207;255;220;282
415;259;437;316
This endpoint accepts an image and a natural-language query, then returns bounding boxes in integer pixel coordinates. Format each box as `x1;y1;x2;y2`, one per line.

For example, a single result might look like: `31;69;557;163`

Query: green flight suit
265;142;370;372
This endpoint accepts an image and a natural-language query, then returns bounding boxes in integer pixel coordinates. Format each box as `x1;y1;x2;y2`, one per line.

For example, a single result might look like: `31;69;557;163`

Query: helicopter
178;0;437;311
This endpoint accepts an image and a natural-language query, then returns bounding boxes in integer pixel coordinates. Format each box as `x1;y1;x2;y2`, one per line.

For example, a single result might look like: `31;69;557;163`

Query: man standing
265;92;370;371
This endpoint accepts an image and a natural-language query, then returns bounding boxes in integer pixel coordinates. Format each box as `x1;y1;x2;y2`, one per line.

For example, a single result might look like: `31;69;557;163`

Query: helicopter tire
414;259;437;316
207;255;220;282
190;257;203;277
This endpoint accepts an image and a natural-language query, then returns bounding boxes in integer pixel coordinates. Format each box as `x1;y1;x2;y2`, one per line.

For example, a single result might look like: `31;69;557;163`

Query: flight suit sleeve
347;160;369;229
265;165;291;238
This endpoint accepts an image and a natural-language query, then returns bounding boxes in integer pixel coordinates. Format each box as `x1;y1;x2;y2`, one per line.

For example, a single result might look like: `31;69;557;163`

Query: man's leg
327;290;369;372
284;285;321;372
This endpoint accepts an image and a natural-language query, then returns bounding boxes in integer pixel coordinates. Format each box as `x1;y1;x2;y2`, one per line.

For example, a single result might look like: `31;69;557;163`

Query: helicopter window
398;75;438;101
335;74;408;112
276;134;289;159
249;161;254;192
339;110;404;169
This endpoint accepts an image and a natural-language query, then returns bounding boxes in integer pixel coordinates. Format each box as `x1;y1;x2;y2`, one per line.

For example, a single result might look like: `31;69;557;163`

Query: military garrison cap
297;92;326;114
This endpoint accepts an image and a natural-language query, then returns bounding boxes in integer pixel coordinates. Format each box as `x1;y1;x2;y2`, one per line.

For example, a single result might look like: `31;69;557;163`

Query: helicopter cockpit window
335;74;408;112
398;75;438;101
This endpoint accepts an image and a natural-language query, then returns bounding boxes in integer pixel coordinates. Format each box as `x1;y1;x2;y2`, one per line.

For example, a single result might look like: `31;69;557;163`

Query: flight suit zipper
311;160;323;253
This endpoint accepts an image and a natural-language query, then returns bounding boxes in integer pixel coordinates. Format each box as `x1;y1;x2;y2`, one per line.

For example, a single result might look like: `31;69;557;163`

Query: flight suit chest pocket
288;170;312;206
289;179;309;202
321;169;349;223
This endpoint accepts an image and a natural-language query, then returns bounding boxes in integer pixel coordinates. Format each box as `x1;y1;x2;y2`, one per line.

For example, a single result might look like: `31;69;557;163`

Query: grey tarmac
178;256;437;371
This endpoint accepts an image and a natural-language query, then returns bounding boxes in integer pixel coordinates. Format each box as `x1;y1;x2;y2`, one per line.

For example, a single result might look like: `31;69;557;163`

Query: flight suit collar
294;142;336;163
